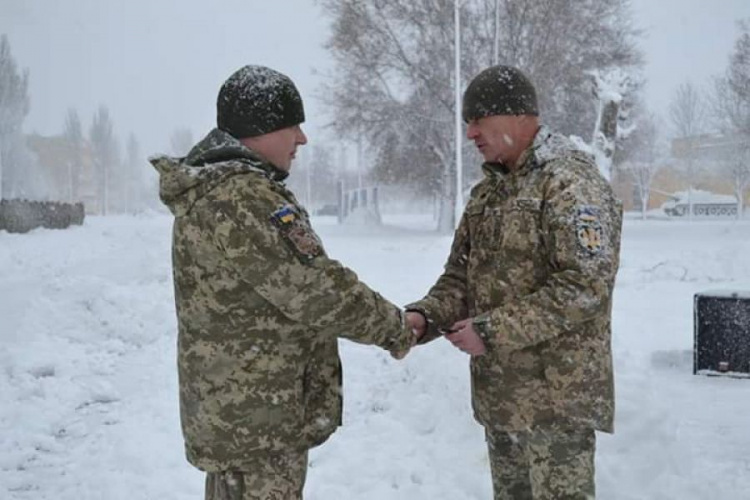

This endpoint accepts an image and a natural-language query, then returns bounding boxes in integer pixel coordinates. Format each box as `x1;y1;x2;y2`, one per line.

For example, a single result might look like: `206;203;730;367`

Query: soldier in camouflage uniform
150;65;415;500
405;66;623;499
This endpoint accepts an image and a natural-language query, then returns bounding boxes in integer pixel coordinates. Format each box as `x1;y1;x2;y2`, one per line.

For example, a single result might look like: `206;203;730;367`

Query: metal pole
493;0;500;64
454;0;463;229
306;150;312;209
357;82;364;190
357;136;363;190
0;148;4;201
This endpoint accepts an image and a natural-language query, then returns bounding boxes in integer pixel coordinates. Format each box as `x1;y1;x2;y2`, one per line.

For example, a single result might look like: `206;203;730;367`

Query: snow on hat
217;65;305;138
462;65;538;122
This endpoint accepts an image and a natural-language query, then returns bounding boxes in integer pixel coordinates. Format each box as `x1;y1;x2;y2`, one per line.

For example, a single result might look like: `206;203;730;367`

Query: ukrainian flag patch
271;205;297;225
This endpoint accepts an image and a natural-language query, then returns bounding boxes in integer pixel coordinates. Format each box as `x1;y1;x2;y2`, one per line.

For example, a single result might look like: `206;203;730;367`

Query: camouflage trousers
486;425;596;500
205;451;308;500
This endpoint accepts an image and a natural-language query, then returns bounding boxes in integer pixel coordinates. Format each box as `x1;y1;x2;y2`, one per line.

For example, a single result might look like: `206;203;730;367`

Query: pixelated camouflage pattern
486;424;595;499
205;451;307;500
407;126;622;433
151;129;412;472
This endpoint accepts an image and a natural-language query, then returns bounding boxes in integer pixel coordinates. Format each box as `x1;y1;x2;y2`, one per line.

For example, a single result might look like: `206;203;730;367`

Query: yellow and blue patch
271;205;297;225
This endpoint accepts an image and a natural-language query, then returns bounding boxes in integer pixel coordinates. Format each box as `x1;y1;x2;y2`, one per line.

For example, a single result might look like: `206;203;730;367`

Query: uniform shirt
151;128;410;471
407;126;623;432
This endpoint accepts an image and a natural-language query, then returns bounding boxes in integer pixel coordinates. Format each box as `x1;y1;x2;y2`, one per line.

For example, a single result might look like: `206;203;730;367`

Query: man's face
242;124;307;172
466;114;529;166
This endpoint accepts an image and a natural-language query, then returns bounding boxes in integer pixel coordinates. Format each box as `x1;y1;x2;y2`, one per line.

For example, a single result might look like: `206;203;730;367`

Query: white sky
630;0;750;119
1;0;749;157
0;0;334;157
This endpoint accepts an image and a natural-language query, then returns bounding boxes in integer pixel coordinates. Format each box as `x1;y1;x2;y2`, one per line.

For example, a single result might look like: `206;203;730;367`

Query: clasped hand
402;312;486;357
444;318;486;356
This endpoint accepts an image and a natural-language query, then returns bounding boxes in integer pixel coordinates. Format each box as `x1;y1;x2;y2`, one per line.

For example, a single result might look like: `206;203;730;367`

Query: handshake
391;311;487;359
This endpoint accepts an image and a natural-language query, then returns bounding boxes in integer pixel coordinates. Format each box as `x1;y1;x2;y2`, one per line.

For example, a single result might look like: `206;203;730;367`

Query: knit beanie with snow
462;65;538;122
217;65;305;138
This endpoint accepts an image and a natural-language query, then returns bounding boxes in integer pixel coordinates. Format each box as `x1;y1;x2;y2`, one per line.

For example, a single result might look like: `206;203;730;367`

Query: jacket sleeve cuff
404;305;442;345
472;312;495;350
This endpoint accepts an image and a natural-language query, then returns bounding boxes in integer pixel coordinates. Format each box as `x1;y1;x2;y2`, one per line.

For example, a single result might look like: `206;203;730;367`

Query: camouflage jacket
407;126;622;433
151;129;410;472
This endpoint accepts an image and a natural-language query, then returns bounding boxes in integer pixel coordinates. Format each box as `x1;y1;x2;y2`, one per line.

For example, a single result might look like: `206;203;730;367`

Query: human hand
405;312;427;340
388;312;419;359
389;328;417;360
445;318;486;356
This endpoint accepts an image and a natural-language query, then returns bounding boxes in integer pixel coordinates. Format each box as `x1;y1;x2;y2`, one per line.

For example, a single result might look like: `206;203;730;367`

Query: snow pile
2;214;750;499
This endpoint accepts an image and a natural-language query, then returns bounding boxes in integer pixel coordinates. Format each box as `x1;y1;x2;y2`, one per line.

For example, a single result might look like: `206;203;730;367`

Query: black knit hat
462;65;538;122
217;65;305;138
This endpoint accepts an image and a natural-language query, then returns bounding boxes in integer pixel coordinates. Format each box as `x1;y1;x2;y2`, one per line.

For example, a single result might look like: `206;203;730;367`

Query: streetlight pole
454;0;464;229
493;0;500;64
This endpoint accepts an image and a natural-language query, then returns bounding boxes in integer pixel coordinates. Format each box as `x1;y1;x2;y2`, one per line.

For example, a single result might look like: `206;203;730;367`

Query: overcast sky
1;0;749;158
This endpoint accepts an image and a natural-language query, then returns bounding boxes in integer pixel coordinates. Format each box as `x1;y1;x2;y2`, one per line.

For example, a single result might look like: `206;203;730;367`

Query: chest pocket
466;203;504;248
500;198;544;253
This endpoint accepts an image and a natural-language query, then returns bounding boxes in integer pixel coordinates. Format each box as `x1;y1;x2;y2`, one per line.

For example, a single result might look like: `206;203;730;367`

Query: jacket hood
481;125;592;178
149;128;287;217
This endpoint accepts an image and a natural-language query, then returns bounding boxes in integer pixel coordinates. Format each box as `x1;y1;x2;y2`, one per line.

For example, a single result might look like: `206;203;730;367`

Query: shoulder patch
270;204;324;262
576;205;603;254
271;205;297;225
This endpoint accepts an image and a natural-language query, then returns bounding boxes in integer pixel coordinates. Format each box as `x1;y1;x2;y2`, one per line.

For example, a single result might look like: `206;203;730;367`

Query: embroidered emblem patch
270;205;323;262
576;205;603;254
286;226;323;260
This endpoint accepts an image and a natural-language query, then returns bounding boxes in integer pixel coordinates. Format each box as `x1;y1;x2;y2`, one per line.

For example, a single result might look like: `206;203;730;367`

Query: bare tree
727;19;750;132
0;34;30;200
669;82;706;220
711;20;750;218
124;133;144;212
670;82;705;139
620;112;663;219
62;108;84;202
89;105;119;215
318;0;642;231
724;144;750;218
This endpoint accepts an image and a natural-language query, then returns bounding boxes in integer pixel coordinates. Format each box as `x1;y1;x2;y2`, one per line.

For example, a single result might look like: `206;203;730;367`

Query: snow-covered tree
319;0;642;231
711;20;750;218
124;133;144;212
722;144;750;218
590;68;637;181
670;82;706;140
62;108;84;202
0;34;30;200
89;105;119;215
669;82;706;220
620;112;664;219
727;19;750;133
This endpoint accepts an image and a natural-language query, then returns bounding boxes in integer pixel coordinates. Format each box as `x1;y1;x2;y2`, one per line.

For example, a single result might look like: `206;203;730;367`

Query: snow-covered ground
2;213;749;499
